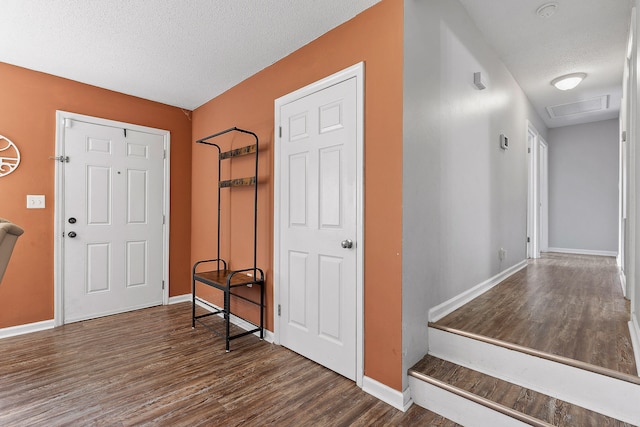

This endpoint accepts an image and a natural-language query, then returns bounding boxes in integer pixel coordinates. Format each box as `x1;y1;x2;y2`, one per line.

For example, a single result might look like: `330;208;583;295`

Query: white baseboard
0;319;55;339
429;260;527;322
168;294;192;304
362;376;412;412
620;271;627;298
630;316;640;375
546;247;618;257
194;296;274;343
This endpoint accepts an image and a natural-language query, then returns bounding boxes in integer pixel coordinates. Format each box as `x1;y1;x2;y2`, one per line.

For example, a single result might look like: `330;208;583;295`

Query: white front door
62;119;165;323
276;73;360;381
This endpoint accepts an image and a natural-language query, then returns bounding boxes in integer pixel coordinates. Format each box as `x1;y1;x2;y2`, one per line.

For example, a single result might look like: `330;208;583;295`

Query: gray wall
547;119;619;253
402;0;548;389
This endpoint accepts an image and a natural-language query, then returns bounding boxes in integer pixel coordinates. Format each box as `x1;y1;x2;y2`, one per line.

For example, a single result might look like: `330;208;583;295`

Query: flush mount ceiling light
551;73;587;91
536;2;558;18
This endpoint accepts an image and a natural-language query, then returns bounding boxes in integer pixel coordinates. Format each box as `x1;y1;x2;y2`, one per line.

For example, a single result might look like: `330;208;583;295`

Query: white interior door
62;119;165;323
276;74;359;381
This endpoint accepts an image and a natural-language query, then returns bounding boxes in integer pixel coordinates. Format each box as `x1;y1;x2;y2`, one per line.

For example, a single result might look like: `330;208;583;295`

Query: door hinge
528;147;531;154
162;280;165;290
163;215;166;225
278;304;281;316
279;126;282;138
163;149;167;159
527;237;531;243
124;129;127;138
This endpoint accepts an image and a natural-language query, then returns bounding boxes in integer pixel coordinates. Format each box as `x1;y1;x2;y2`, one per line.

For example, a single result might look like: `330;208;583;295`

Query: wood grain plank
0;303;456;426
436;253;637;376
411;355;633;426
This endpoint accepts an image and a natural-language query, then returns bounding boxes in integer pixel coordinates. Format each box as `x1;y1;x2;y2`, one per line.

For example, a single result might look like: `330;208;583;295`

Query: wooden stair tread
409;355;634;427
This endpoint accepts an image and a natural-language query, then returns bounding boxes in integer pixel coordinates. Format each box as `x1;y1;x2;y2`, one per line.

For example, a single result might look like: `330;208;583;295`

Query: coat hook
48;156;69;163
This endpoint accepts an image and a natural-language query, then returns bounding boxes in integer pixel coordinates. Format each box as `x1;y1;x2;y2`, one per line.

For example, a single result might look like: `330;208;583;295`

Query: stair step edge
409;368;554;427
428;322;640;385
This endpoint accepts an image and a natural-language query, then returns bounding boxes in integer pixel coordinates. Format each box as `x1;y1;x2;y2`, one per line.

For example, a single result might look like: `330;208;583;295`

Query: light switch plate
27;195;45;209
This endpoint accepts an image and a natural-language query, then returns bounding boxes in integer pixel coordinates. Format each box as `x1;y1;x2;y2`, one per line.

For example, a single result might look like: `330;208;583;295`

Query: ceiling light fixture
551;73;587;91
536;2;558;18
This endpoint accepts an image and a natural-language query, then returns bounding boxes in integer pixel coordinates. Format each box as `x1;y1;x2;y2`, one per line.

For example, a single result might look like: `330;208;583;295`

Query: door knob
68;231;77;238
341;239;353;249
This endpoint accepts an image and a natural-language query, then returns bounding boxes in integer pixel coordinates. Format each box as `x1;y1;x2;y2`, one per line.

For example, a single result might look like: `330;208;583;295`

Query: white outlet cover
27;194;45;209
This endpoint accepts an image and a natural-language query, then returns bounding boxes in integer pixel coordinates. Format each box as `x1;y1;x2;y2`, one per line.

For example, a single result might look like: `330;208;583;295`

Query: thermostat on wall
500;134;509;150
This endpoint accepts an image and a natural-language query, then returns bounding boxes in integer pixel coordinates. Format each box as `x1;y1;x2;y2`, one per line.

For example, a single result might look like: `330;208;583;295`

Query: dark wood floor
0;303;458;427
436;253;637;376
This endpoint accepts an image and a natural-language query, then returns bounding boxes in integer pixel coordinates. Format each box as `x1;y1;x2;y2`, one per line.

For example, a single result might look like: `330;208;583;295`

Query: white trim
409;376;531;427
546;247;618;257
429;327;640;424
538;137;549;253
526;121;540;259
273;63;365;387
620;270;627;298
168;294;192;305
162;130;171;306
195;297;275;343
630;317;640;374
54;111;171;327
362;376;412;412
429;260;527;322
0;319;54;339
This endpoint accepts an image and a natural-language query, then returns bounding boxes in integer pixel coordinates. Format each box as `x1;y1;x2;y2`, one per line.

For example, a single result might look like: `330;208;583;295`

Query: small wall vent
546;95;609;119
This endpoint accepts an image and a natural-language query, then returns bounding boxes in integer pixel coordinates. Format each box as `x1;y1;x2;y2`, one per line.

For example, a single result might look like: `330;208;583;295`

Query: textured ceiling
0;1;631;127
0;0;381;110
459;0;632;128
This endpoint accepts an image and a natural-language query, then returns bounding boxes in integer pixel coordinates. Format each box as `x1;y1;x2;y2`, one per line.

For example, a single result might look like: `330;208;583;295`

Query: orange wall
191;0;404;390
0;62;192;328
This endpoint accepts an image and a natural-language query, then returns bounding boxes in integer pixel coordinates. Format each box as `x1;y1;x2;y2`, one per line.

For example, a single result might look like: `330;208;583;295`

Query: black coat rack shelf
192;127;264;352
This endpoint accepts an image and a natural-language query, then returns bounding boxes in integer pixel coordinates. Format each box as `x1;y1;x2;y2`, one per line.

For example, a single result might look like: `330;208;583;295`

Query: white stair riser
428;327;640;425
409;376;532;427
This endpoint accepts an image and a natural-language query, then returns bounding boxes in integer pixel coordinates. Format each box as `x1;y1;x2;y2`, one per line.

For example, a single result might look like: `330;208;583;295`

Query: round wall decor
0;135;20;177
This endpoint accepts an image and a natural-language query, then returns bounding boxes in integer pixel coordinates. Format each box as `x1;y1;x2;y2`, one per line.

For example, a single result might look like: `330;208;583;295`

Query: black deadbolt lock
68;217;76;224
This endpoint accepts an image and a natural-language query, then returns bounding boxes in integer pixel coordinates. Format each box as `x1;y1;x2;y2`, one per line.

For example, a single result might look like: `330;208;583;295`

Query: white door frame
527;121;541;259
53;111;171;327
626;6;638;311
539;137;549;253
620;16;635;300
273;63;365;387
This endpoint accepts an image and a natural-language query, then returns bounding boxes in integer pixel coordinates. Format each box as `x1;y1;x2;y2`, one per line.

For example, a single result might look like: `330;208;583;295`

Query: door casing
273;63;365;387
539;137;549;253
53;111;170;326
527;121;548;259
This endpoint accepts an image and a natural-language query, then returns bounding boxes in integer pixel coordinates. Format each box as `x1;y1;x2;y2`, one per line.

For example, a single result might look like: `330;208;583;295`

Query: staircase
409;324;640;426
